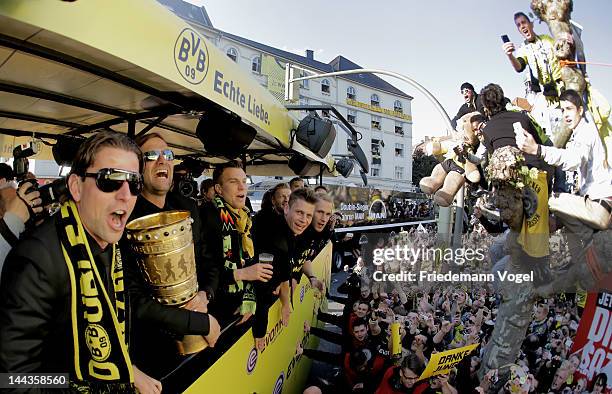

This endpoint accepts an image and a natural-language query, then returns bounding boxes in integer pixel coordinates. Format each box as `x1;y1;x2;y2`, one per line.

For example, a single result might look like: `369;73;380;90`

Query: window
371;139;382;165
321;79;331;94
394;100;403;113
226;47;238;62
395;122;404;135
347;109;357;124
251;56;261;73
347;86;356;100
395;143;404;157
322;109;330;118
395;166;404;180
300;70;309;89
371;115;381;130
371;94;380;107
371;167;380;177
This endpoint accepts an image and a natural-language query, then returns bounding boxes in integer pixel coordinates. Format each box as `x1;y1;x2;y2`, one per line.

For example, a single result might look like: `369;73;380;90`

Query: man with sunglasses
0;131;162;393
450;82;484;130
123;132;220;379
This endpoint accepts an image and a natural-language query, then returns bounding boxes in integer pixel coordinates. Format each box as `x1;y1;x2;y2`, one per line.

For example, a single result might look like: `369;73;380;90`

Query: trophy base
176;334;208;355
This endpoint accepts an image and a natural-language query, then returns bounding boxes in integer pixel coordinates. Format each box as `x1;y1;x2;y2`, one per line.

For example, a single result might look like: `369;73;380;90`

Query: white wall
195;24;414;191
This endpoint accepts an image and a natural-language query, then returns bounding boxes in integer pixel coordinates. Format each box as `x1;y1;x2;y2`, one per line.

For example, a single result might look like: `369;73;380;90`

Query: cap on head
460;82;475;92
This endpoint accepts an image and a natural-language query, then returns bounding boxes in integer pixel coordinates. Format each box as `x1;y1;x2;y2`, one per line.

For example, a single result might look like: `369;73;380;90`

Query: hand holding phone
514;122;526;146
502;35;515;55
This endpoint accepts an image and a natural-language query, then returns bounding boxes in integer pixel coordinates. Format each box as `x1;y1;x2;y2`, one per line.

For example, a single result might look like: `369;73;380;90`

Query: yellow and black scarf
56;200;134;392
213;196;256;314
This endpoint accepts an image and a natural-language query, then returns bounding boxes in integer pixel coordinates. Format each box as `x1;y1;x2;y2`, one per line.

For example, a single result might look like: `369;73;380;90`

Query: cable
560;60;612;68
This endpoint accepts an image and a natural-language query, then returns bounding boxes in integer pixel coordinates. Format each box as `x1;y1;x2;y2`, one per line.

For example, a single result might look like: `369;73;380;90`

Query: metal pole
289;68;454;134
452;186;465;249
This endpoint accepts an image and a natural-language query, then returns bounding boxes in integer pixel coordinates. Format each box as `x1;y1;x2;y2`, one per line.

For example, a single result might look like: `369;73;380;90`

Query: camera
21;177;68;209
176;175;198;199
13;142;38;180
173;166;198;199
38;178;68;207
374;310;387;319
174;158;207;200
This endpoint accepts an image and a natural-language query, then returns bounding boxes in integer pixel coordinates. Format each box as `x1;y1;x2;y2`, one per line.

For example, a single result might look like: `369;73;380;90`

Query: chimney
305;49;314;60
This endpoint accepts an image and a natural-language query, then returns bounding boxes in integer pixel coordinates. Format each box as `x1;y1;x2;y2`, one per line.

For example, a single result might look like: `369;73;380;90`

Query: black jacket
122;193;210;378
0;216;123;379
250;212;293;338
299;224;334;262
252;212;293;289
482;110;551;172
451;95;484;129
199;198;252;322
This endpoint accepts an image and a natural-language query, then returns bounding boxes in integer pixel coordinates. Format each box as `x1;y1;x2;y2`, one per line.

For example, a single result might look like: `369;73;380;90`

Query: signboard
570;292;611;392
326;184;430;228
346;98;412;121
185;242;332;393
418;344;478;381
261;54;287;103
0;0;297;146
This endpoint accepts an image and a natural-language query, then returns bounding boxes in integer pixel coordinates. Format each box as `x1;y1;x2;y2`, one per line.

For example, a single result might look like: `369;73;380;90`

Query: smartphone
501;34;510;43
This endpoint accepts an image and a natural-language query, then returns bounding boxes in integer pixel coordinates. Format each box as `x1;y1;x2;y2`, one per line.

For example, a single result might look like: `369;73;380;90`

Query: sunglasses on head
81;168;143;196
143;149;174;162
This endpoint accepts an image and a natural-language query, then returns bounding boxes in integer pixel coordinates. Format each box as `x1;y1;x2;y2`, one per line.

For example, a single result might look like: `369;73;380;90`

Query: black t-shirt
252;212;292;289
482;110;548;170
122;193;210;377
451;95;484;129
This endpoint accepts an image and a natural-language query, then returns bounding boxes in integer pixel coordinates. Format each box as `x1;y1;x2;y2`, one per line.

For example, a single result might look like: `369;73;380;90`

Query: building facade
159;0;415;191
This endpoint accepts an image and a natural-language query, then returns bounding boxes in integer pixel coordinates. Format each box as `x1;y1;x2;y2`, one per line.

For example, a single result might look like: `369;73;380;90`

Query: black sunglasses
81;168;143;196
143;149;174;162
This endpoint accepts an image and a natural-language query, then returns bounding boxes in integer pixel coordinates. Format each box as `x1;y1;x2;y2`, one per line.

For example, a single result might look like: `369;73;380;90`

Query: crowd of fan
301;228;599;394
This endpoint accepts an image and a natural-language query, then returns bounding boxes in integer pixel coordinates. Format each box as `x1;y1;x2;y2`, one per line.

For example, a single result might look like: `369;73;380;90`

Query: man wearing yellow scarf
201;161;273;330
0;132;159;393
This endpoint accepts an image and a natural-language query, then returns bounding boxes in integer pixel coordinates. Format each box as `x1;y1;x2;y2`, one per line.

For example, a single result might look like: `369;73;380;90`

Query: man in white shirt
517;89;612;263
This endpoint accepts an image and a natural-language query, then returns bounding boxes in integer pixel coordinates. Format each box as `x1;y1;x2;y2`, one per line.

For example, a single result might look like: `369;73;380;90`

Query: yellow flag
418;344;478;381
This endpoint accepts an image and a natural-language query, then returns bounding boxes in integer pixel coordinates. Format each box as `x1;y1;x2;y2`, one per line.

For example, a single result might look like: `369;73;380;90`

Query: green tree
411;150;438;188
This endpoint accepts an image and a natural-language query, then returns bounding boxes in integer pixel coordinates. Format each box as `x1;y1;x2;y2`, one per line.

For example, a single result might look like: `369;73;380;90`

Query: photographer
198;178;215;205
0;164;43;270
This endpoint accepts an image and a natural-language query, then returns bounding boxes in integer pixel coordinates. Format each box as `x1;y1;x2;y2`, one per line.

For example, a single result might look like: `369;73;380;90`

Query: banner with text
570;292;611;392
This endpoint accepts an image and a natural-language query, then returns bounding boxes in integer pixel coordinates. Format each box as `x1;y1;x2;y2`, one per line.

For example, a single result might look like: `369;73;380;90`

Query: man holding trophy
122;133;220;379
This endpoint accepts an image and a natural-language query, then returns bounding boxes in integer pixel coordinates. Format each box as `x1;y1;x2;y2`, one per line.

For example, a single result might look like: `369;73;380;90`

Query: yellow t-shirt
516;35;562;88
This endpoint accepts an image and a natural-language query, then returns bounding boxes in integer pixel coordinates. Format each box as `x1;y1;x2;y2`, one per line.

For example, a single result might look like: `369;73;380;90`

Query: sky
185;0;612;144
